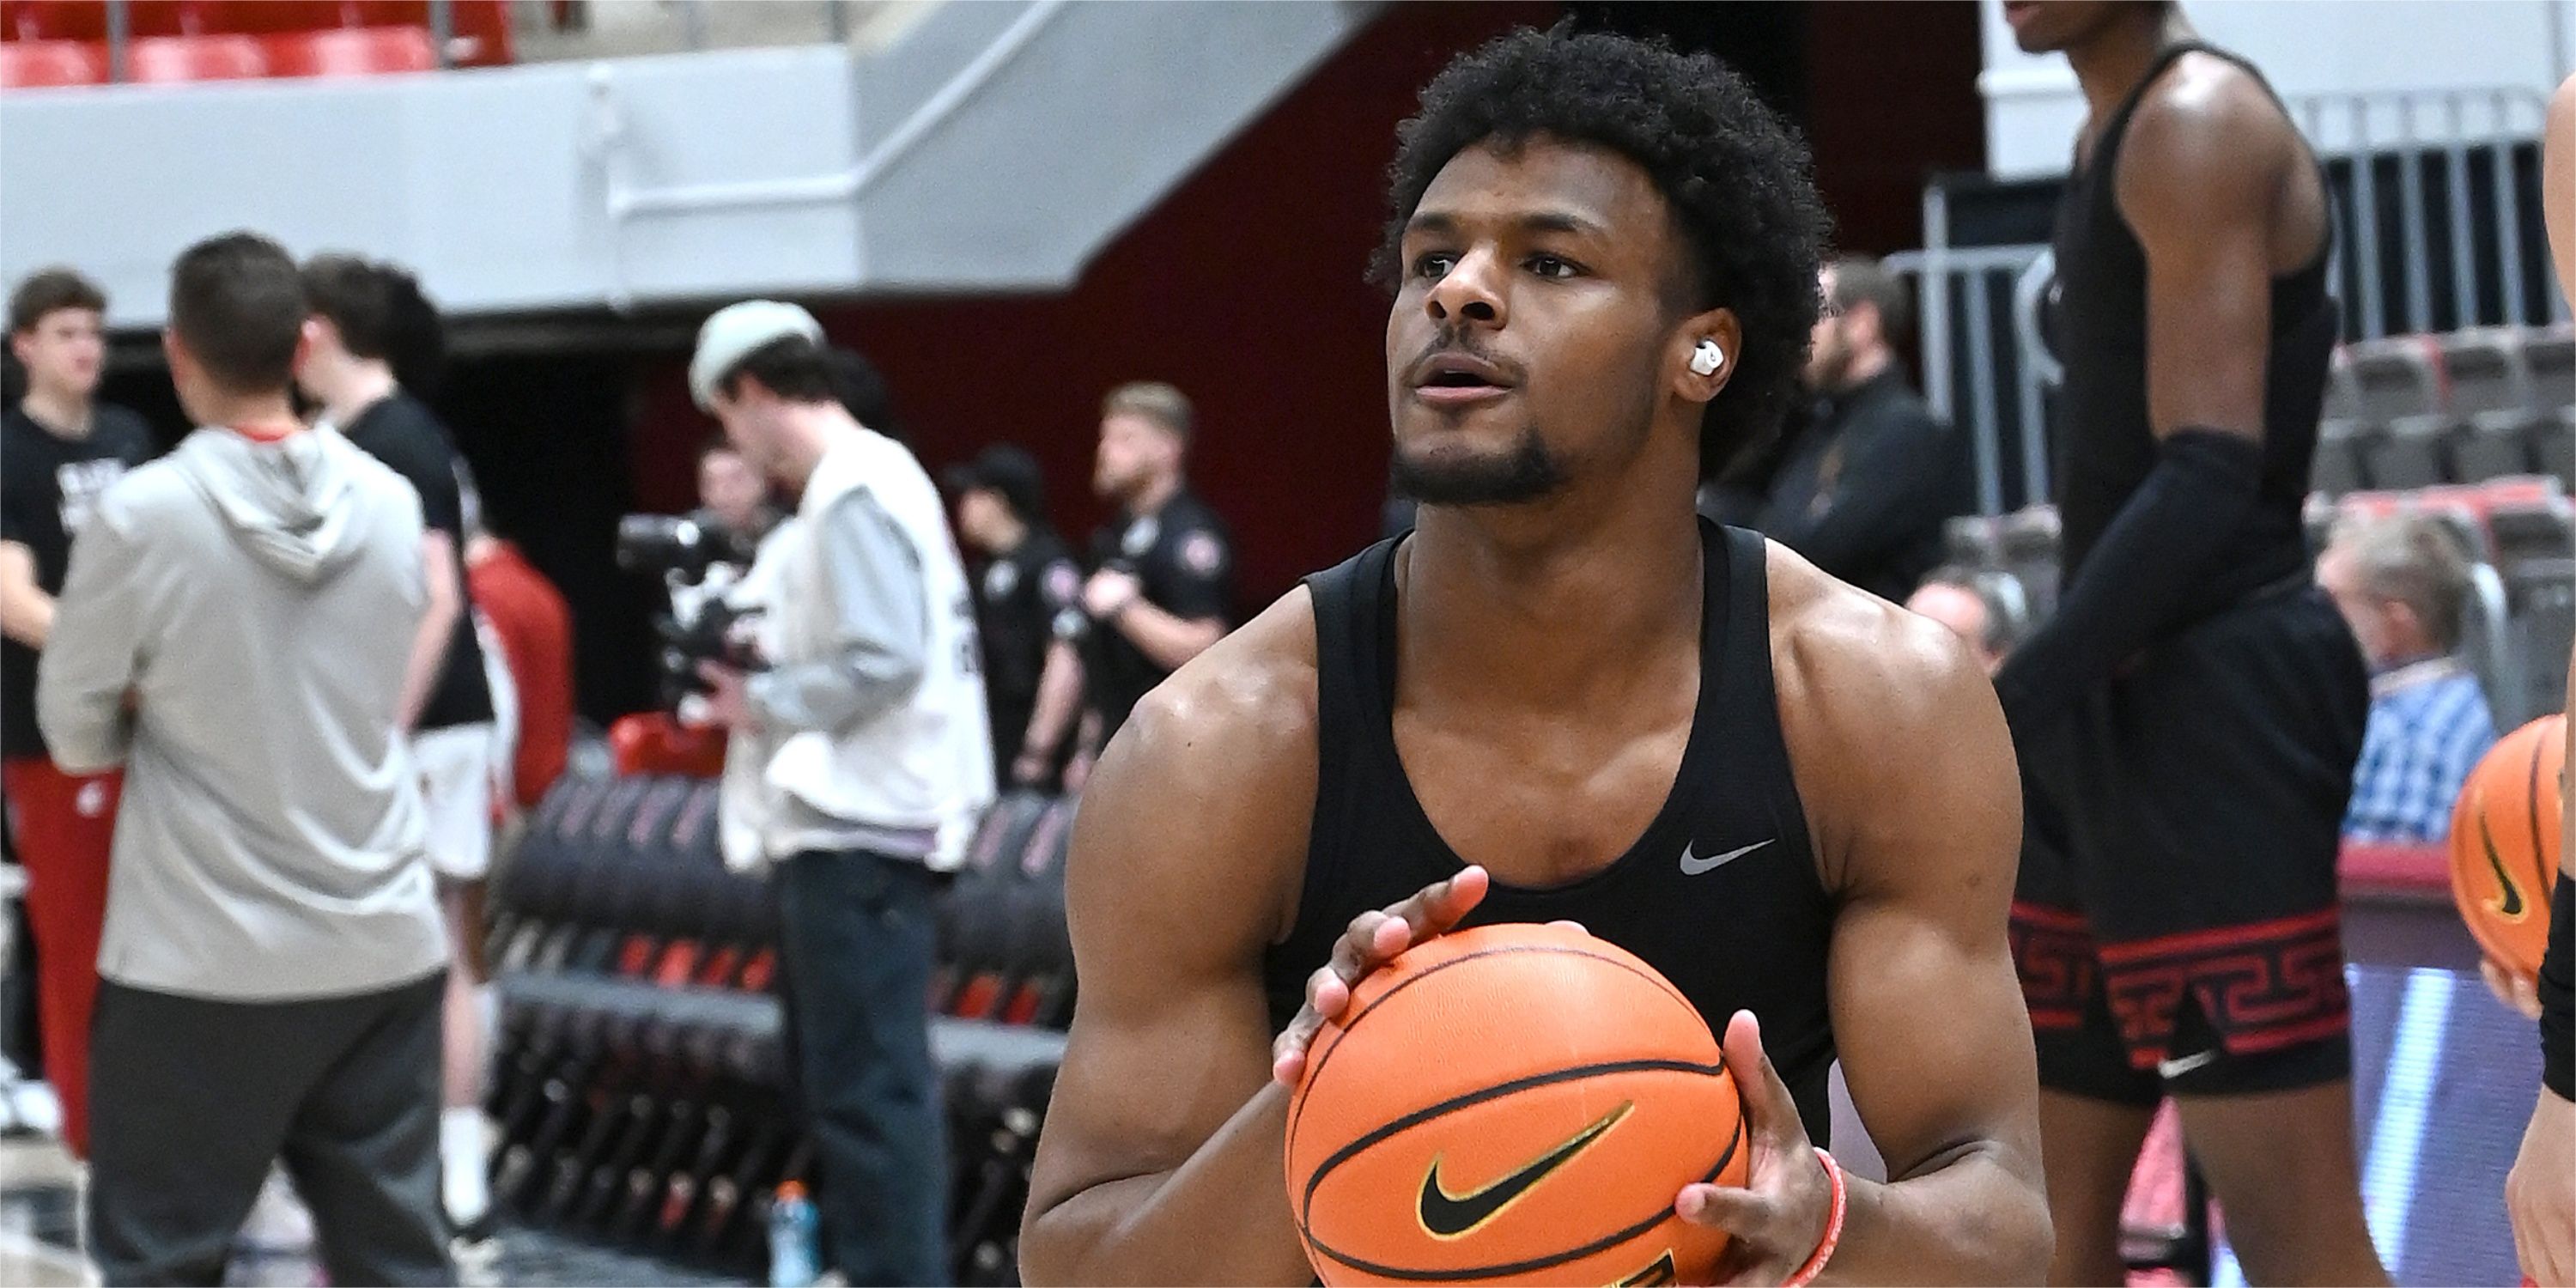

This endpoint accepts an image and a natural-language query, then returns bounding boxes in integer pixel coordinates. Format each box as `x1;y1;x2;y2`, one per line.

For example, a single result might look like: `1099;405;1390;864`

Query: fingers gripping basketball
1284;923;1748;1287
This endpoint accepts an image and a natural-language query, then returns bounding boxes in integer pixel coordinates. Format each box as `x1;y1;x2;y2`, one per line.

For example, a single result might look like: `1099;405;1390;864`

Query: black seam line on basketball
2483;810;2528;920
1288;943;1705;1160
1618;1250;1680;1287
1302;1057;1728;1218
1304;1103;1745;1282
1416;1100;1635;1240
2525;732;2555;907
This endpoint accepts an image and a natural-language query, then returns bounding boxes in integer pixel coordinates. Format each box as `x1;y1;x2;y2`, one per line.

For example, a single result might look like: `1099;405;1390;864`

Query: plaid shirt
2342;658;2499;843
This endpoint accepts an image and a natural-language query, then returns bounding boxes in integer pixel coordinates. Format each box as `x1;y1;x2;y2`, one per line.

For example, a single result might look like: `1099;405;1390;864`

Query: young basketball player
1021;27;2050;1285
2504;70;2575;1288
1997;3;2385;1282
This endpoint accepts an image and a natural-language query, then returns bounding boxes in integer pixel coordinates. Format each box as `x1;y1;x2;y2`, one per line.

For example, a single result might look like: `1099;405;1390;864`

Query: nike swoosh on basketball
2479;813;2527;920
1679;839;1771;876
1417;1102;1632;1238
2156;1049;2221;1079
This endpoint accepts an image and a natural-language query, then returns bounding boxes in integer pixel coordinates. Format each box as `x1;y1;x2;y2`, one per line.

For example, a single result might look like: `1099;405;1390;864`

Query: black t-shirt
1085;490;1233;740
341;392;494;731
972;530;1082;769
2;404;156;758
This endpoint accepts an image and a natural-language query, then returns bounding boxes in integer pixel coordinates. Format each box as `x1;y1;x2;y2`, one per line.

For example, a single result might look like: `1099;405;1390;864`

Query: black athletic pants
87;972;453;1286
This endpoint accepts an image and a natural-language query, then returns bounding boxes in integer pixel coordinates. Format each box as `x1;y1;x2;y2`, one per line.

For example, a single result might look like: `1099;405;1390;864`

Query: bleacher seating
1948;470;2571;736
2309;323;2576;496
0;34;98;85
487;775;1072;1283
125;32;261;81
259;24;433;76
0;0;509;86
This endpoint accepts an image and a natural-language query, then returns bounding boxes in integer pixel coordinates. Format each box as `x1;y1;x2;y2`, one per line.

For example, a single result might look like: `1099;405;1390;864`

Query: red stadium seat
126;32;264;82
260;24;432;77
605;713;726;779
3;1;108;41
0;37;103;87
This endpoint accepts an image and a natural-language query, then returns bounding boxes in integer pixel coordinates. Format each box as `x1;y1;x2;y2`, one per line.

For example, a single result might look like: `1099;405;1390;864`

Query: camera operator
694;438;782;553
614;442;783;726
683;301;993;1285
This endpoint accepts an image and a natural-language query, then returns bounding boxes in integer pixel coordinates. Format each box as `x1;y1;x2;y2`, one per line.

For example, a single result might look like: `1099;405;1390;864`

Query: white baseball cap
690;300;824;412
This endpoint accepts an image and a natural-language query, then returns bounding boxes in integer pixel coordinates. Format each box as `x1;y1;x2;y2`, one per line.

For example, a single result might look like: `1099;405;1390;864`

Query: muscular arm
1777;562;2050;1282
1994;64;2297;733
1021;605;1318;1285
1108;598;1225;673
0;541;52;649
395;530;461;732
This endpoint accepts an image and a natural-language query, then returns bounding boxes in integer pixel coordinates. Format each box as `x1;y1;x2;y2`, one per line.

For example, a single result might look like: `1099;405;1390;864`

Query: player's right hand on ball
1271;865;1494;1088
2482;957;2544;1020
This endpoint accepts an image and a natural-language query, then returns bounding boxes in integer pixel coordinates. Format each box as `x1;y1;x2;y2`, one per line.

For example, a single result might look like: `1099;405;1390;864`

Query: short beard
1390;427;1567;507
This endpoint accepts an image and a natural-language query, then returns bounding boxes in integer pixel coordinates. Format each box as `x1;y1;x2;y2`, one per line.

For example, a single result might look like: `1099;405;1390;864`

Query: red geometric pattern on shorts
2096;908;2349;1068
2008;902;2096;1030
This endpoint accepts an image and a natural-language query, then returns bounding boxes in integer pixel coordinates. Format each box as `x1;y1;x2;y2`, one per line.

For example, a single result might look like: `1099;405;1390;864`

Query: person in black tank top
2000;4;2386;1284
1022;28;2050;1287
1273;519;1838;1132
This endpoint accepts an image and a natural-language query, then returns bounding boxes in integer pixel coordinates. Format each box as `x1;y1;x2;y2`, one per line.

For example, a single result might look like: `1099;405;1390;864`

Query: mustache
1403;326;1524;386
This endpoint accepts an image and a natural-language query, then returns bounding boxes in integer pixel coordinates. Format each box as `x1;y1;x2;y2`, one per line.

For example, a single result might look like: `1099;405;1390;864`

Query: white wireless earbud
1689;338;1725;376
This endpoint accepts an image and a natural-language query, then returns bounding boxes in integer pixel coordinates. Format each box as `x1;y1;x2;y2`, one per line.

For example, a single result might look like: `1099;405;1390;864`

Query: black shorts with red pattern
2009;586;2368;1104
2012;901;2353;1103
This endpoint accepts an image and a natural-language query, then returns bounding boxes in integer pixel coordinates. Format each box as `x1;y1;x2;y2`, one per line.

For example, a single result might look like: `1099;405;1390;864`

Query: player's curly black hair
1371;25;1829;474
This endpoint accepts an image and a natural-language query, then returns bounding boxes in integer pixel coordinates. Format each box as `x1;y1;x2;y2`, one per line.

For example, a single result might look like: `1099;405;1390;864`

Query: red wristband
1781;1146;1845;1287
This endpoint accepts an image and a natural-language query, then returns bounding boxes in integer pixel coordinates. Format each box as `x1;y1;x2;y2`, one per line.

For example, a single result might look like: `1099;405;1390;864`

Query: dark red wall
1801;1;1986;256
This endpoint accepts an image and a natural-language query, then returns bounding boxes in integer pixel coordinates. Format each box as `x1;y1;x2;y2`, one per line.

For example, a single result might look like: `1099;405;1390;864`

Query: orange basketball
1284;922;1747;1287
2447;713;2566;981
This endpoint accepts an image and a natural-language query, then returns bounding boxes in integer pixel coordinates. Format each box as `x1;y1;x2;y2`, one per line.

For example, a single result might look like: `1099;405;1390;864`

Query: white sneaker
239;1169;315;1255
9;1082;60;1138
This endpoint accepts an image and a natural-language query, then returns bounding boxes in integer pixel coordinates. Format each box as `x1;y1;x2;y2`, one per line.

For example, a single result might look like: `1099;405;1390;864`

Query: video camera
617;513;770;716
614;513;762;583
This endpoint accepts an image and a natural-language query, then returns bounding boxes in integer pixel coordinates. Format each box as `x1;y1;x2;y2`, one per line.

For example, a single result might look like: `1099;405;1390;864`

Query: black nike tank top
1267;520;1838;1138
2052;40;2336;604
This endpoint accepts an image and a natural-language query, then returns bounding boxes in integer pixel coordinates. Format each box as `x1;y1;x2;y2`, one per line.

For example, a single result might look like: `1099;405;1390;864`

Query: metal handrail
592;0;1069;307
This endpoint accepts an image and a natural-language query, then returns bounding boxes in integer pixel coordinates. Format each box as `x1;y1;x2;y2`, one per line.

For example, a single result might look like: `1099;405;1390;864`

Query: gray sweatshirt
37;425;447;1001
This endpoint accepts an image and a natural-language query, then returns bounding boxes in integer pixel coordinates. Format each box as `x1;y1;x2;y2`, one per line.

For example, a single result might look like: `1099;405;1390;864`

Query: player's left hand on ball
1271;866;1498;1088
1674;1011;1832;1285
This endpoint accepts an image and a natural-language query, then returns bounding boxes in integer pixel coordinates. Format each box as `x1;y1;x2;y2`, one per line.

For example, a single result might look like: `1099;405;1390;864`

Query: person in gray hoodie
36;231;453;1287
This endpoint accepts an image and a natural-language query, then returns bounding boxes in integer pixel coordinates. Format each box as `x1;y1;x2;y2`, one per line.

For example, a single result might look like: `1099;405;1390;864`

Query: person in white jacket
38;231;452;1287
685;301;993;1285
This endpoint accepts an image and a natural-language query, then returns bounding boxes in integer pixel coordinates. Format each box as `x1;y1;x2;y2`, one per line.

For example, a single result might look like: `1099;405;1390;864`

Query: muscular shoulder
1076;586;1321;949
1763;542;2015;890
2117;53;2299;212
1120;593;1312;755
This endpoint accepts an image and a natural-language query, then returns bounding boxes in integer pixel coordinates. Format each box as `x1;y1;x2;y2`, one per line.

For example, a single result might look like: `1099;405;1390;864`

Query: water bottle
766;1181;819;1288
